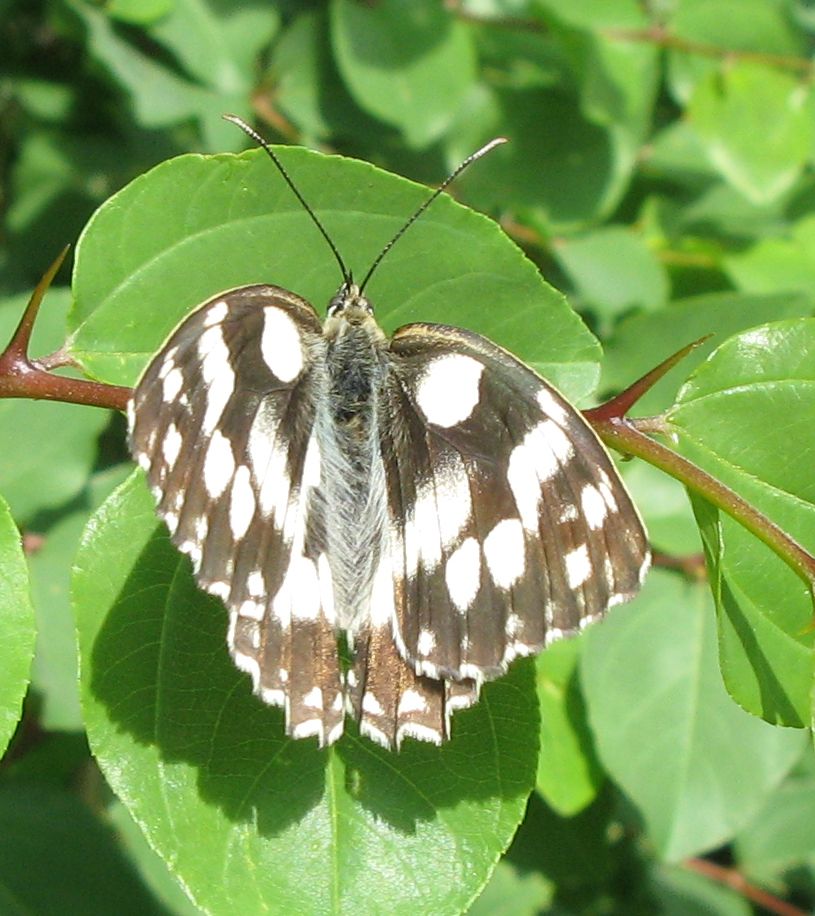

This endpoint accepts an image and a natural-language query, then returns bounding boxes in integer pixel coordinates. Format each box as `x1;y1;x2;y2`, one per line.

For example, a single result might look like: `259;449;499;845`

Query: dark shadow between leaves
91;525;539;838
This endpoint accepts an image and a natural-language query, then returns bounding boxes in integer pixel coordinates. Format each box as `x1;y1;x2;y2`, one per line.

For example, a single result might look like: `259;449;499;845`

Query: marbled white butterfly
128;117;650;750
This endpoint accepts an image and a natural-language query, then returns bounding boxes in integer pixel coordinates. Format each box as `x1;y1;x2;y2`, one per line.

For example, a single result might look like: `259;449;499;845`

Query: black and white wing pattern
377;323;649;686
129;282;650;751
129;285;346;745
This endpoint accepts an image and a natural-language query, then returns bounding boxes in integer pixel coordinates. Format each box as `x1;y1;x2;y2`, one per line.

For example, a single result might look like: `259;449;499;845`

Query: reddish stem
0;248;132;413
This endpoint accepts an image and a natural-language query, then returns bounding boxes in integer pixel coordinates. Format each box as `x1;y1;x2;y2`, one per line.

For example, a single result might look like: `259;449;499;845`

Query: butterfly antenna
357;137;507;295
223;113;352;284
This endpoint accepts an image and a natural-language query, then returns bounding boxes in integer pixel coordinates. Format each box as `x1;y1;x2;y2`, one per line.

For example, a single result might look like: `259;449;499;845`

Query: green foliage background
1;0;815;913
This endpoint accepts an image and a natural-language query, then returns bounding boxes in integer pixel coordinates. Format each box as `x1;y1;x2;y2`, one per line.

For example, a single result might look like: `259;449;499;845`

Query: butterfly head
327;280;373;320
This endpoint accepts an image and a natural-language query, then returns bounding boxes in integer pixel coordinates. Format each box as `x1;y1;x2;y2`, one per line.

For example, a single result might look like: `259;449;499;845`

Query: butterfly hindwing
381;322;650;683
129;284;345;745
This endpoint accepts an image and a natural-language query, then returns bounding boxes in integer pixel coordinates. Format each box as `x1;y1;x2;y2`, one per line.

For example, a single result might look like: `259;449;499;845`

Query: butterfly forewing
129;285;345;745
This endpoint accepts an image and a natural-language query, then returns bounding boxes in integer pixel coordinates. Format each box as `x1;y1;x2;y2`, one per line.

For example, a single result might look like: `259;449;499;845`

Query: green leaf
581;570;806;862
269;10;377;143
70;0;278;151
535;638;603;816
330;0;477;148
28;463;132;731
601;290;815;415
725;213;815;298
107;800;202;916
0;783;169;914
688;62;815;205
73;472;539;914
0;496;36;758
553;225;668;327
667;0;805;105
620;462;701;557
0;289;111;524
69;146;601;402
670;319;815;727
649;863;752;916
535;0;658;146
468;858;554;916
734;773;815;882
458;85;637;233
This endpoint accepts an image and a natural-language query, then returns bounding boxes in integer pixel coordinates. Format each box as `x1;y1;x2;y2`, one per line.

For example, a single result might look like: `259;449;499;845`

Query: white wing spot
483;518;525;589
581;484;607;530
238;599;264;621
203;300;229;327
536;387;569;425
565;544;591;589
229;465;256;539
444;537;480;612
157;347;178;380
247;569;266;598
415;354;483;428
162;367;183;403
203;431;235;498
261;308;304;382
162;422;182;469
362;692;385;716
417;629;436;656
433;456;471;549
302;687;323;709
398;689;428;715
199;325;235;436
273;556;320;622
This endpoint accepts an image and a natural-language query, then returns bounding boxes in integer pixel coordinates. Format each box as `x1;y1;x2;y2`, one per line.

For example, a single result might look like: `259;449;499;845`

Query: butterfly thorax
318;301;389;631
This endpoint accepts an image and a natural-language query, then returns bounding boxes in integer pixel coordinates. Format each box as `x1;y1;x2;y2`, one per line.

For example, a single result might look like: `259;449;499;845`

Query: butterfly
127;117;650;750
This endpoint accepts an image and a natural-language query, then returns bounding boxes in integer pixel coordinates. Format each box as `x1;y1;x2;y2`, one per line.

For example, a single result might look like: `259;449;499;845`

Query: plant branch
585;340;815;594
684;857;807;916
594;417;815;593
0;247;131;413
605;24;814;75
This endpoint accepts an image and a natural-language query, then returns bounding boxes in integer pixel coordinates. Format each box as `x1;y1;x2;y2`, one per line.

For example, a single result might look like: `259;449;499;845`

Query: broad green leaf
649;863;752;916
667;0;805;105
28;463;132;731
73;472;539;914
670;320;815;726
535;0;658;153
70;0;277;151
0;289;111;524
108;800;202;915
0;783;168;914
725;213;815;298
269;10;376;143
0;497;36;758
620;462;701;557
582;570;806;862
69;146;601;402
468;858;554;916
452;84;637;233
535;638;603;816
107;0;173;25
331;0;477;148
734;773;815;883
553;226;668;327
601;290;815;415
688;62;815;205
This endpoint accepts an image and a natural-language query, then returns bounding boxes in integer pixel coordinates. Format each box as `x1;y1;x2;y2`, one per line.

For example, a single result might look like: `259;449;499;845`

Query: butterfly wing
128;284;346;745
379;322;650;684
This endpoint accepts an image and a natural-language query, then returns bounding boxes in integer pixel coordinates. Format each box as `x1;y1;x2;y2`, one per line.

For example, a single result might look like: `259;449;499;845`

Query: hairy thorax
320;310;389;630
